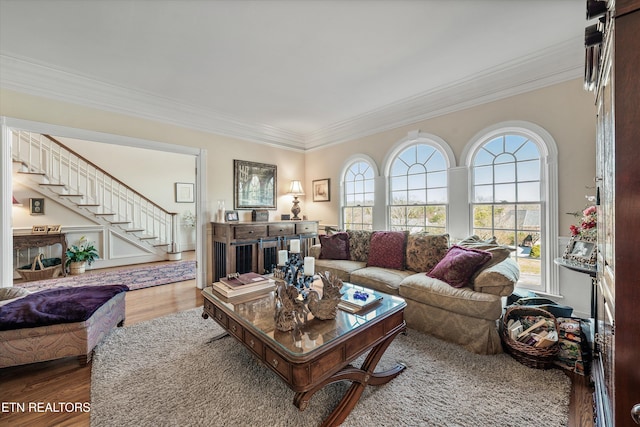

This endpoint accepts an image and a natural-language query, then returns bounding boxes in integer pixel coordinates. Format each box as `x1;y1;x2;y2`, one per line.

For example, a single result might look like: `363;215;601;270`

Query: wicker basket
16;253;62;282
501;305;559;369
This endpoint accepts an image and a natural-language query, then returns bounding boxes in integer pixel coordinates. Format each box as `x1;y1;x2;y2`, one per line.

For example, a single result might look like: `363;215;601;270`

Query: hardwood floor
0;257;595;427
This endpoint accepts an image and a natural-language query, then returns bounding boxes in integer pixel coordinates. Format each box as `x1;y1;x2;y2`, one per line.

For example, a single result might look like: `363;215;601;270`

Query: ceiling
0;0;589;150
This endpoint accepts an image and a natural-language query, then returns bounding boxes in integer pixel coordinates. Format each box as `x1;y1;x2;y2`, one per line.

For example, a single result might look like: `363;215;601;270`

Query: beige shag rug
91;308;570;427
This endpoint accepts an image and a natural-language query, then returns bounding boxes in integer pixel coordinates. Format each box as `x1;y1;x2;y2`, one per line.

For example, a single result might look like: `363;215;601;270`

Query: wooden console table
13;233;68;276
207;221;318;284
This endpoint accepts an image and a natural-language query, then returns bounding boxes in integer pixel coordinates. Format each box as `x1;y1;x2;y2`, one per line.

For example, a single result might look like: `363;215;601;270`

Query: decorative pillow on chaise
458;235;512;273
405;232;450;272
427;245;492;288
319;232;350;260
367;231;407;270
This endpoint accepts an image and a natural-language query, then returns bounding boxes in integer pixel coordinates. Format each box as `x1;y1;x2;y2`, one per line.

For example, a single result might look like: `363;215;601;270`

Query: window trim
340;154;379;230
463;121;559;295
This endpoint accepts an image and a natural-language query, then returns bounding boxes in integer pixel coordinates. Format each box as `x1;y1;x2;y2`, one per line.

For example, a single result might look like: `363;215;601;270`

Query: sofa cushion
349;267;414;295
347;230;372;262
399;273;503;321
367;231;406;270
472;257;519;296
314;259;366;283
405;232;450;273
319;232;350;260
458;235;512;274
427;245;492;288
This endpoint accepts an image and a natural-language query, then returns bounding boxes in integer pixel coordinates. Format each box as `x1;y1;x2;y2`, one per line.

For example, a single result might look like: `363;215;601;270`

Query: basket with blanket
16;253;62;282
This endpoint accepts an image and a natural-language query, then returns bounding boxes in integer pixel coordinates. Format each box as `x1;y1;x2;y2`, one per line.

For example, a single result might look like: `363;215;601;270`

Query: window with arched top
388;143;448;233
466;123;558;293
342;160;375;230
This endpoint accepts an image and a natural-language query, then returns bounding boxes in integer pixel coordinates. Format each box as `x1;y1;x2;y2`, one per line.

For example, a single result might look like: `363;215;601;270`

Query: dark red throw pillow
427;245;492;288
319;232;350;260
367;231;406;269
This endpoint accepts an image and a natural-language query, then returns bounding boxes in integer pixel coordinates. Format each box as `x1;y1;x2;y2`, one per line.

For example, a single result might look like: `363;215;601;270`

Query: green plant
65;236;99;267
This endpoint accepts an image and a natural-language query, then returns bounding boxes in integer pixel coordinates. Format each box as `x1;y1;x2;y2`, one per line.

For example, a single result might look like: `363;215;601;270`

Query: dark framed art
30;198;45;215
562;234;597;265
312;178;330;202
233;160;277;209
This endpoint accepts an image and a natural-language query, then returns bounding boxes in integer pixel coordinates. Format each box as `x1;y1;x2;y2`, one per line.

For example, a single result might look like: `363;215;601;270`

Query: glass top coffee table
202;282;407;427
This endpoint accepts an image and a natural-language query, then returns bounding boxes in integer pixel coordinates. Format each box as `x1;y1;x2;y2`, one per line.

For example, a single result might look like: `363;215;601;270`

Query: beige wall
304;78;597;237
1;88;306;222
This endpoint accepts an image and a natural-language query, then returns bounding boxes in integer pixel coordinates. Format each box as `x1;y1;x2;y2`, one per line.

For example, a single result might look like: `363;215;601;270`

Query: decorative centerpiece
65;236;99;275
273;240;343;332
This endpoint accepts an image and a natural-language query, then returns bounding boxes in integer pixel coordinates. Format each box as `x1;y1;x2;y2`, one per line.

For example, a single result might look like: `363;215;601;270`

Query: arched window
466;122;558;293
342;159;375;230
388;142;449;233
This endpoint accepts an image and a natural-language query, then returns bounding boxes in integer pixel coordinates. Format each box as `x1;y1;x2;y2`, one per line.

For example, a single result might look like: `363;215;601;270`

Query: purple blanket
0;285;128;331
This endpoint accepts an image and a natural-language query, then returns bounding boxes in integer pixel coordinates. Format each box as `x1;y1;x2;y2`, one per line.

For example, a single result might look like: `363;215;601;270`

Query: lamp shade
287;180;305;196
12;195;20;205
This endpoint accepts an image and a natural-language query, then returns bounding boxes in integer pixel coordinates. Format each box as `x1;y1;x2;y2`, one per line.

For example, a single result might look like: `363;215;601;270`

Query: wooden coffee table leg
294;324;406;427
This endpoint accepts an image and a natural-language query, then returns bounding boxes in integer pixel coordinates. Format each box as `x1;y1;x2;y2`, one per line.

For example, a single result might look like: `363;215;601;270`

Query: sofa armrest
472;257;519;297
309;244;321;259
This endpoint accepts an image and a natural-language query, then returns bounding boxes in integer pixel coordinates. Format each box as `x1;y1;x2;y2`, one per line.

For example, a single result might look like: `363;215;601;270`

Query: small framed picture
47;225;62;234
30;198;45;215
312;178;330;202
175;182;195;203
563;234;597;265
225;210;239;222
31;225;47;234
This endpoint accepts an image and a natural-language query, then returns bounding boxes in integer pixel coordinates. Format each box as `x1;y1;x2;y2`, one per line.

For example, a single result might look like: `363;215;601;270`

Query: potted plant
65;236;99;275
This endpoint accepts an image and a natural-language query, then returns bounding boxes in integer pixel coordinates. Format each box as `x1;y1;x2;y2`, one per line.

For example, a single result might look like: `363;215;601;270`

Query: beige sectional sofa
310;231;519;355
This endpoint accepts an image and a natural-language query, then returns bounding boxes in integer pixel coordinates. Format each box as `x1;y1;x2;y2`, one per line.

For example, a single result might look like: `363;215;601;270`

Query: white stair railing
11;130;177;251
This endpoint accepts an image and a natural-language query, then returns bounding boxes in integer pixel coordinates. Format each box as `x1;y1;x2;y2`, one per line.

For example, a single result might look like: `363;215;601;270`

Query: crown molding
0;54;307;151
1;38;583;152
305;38;584;150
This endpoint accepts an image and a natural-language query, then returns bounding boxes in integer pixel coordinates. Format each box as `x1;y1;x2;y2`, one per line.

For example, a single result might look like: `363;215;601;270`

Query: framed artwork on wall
312;178;330;202
233;160;277;209
175;182;195;203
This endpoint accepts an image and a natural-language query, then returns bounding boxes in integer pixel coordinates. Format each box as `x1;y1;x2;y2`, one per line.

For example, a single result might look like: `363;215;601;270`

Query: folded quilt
0;285;128;330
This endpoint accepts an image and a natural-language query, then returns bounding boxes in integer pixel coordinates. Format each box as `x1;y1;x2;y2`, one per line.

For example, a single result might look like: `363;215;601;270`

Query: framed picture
233;160;277;209
225;210;239;222
30;198;45;215
175;182;195;203
312;178;330;202
563;234;597;265
31;225;47;234
47;225;62;234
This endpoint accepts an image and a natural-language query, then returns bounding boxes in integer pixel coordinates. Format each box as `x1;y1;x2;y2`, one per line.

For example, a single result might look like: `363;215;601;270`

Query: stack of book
212;272;275;298
338;287;383;314
507;316;558;348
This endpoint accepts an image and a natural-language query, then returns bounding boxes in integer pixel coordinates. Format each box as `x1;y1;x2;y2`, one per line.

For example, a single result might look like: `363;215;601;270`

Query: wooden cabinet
587;1;640;425
206;220;318;284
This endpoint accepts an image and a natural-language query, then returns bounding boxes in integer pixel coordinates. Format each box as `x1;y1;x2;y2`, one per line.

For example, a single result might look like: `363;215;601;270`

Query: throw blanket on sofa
0;285;128;331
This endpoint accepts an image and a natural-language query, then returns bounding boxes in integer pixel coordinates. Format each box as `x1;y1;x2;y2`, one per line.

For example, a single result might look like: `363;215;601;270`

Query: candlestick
290;239;300;253
278;250;288;266
303;256;315;276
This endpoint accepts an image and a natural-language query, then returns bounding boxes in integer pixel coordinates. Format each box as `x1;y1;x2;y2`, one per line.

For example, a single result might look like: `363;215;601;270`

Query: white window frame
462;121;559;296
340;154;379;230
383;131;456;232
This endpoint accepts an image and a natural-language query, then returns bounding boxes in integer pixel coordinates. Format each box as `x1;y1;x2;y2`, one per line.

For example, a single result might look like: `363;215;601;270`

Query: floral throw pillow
405;232;450;272
319;232;350;260
347;230;372;262
427;245;492;288
367;231;407;270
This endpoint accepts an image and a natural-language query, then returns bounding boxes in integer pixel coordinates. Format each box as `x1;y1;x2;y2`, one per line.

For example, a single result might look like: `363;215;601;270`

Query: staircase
11;130;178;257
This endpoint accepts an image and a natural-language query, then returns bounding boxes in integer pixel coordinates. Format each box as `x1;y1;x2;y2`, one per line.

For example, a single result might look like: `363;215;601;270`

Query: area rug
91;308;571;427
17;261;196;292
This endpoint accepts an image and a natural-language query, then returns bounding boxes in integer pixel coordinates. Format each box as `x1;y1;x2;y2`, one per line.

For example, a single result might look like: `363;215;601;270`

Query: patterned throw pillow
347;230;372;262
405;232;450;272
427;245;492;288
319;232;350;260
367;231;407;270
457;235;512;273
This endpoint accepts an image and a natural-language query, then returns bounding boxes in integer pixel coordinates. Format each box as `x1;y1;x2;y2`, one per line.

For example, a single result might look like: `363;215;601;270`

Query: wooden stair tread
139;235;158;240
40;183;65;187
94;213;116;216
17;171;45;176
125;228;145;232
110;221;132;225
77;204;100;207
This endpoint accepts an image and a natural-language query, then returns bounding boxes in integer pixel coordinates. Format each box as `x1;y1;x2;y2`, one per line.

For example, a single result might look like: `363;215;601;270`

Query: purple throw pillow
427;245;492;288
319;232;350;260
367;231;407;270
